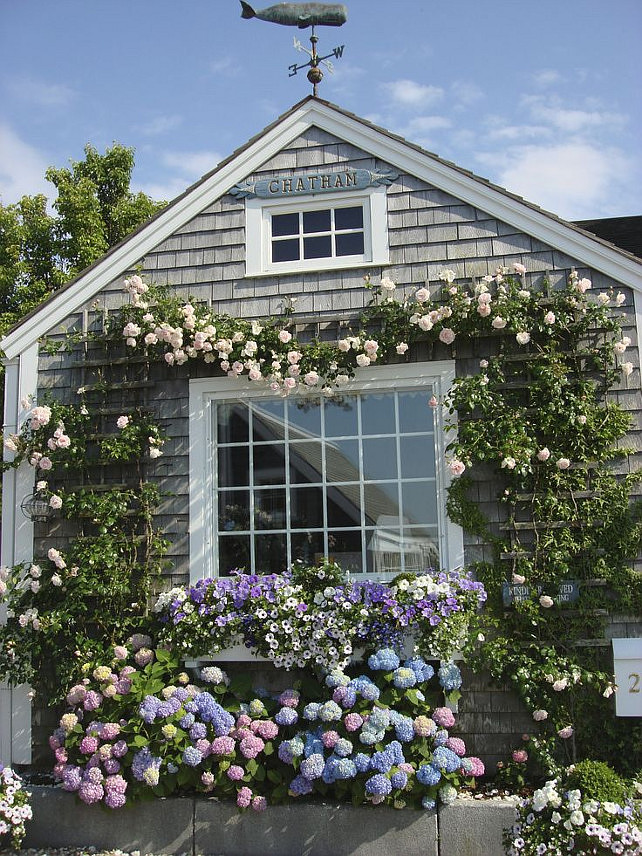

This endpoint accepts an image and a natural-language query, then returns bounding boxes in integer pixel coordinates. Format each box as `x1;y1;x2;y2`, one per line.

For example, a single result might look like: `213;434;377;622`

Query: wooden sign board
502;580;579;607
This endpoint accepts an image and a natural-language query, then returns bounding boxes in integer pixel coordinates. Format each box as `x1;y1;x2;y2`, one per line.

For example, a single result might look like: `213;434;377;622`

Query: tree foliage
0;143;165;336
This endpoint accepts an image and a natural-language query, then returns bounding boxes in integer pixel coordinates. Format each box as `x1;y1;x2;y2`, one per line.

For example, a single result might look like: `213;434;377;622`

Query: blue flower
354;753;371;773
179;713;195;729
404;656;435;683
431;746;461;774
289;774;313;796
350;676;380;701
417;764;441;786
367;648;400;671
392;667;417;688
334;738;353;758
325;669;349;688
393;715;414;743
365;773;392;796
318;701;342;722
438;662;462;691
334;758;357;780
275;707;299;726
302;703;320;721
300;753;325;780
182;745;203;767
422;796;436;810
390;771;408;789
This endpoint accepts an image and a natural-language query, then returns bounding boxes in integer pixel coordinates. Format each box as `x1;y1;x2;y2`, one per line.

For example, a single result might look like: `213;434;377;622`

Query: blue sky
1;0;640;221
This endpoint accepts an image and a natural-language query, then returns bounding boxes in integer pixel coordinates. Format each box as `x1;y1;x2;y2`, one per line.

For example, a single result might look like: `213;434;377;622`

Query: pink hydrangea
344;713;364;732
445;737;466;757
79;736;99;754
239;735;265;759
210;736;236;755
278;689;300;708
255;720;278;740
236;786;253;808
322;730;339;749
512;749;528;763
227;765;245;781
467;757;485;777
432;707;456;728
252;795;267;812
414;715;437;737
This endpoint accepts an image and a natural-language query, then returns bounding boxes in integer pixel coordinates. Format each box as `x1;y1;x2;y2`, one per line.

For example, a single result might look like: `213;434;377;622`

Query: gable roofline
3;96;641;359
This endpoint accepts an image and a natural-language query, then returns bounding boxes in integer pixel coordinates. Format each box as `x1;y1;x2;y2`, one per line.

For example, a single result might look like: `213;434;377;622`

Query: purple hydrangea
299;753;325;780
275;707;298;727
417;764;441;786
182;746;203;767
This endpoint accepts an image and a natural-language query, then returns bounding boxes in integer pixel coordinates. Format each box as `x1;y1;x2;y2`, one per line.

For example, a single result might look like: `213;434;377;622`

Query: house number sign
230;168;398;199
612;637;642;717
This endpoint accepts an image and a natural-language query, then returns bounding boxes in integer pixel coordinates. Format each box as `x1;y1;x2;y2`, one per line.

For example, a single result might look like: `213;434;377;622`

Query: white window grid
244;185;389;277
270;204;365;264
189;363;464;582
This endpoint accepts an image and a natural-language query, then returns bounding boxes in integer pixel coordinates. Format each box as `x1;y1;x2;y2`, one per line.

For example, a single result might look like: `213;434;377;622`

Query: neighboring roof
574;216;642;260
3;95;642;360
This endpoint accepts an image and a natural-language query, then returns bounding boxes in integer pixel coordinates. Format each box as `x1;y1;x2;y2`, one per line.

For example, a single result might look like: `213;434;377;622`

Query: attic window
245;186;389;276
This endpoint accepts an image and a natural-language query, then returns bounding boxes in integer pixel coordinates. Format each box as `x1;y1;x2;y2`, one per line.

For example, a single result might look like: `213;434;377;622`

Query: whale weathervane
240;2;347;95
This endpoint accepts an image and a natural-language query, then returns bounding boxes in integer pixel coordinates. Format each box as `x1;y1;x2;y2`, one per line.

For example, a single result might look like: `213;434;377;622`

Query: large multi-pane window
189;364;462;581
271;205;365;264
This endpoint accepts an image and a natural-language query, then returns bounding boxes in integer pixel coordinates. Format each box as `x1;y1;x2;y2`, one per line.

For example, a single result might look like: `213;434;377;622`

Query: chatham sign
230;167;398;199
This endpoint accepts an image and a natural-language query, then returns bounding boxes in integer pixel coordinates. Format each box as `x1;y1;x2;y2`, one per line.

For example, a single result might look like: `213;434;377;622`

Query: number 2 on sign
630;673;640;693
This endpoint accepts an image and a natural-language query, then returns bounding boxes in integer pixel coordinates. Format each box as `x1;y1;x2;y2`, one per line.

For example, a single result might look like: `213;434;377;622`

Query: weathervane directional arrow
240;2;348;95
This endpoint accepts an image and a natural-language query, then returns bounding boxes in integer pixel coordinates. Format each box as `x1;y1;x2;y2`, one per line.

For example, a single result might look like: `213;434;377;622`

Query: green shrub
565;759;631;804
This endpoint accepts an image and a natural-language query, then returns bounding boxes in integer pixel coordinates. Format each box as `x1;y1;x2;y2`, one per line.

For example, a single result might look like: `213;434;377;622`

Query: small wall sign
502;580;579;607
230;168;398;199
612;637;642;717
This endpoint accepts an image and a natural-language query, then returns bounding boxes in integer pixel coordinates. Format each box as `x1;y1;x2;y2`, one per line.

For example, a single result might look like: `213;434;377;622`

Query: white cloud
404;116;452;134
477;142;635;219
521;94;626;134
450;81;484;106
383;79;444;108
485;122;551;142
138;115;183;136
532;69;562;87
5;76;75;108
0;125;52;204
133;178;192;204
208;56;238;76
160;150;221;178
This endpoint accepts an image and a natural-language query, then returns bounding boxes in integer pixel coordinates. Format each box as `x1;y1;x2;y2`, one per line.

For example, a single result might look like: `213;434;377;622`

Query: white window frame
189;362;463;583
245;185;389;277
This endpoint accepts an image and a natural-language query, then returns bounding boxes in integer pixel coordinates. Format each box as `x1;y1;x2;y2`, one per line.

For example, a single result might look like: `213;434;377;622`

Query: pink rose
544;311;555;325
439;328;456;345
513;263;526;276
557;726;574;739
539;595;554;608
477;303;491;317
532;709;548;722
537;448;551;462
117;416;129;429
449;459;466;477
396;342;409;354
278;330;292;344
415;288;429;303
556;458;571;470
512;749;528;763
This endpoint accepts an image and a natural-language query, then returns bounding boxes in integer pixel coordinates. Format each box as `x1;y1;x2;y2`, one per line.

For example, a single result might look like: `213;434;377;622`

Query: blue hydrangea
422;796;436;810
300;753;325;780
132;747;161;782
392;715;414;743
417;764;441;786
392;667;417;689
367;648;400;671
438;662;462;691
365;773;392;796
404;656;435;683
325;669;349;688
359;728;382;746
304;731;324;758
194;693;235;735
387;741;405;765
460;757;473;774
180;713;195;729
371;748;394;773
289;774;313;796
334;758;357;780
189;722;207;741
139;696;160;724
390;771;408;789
182;745;203;767
334;738;353;758
431;746;461;774
302;702;320;721
275;707;299;726
354;753;371;773
322;756;339;784
350;676;380;701
434;729;449;747
369;708;390;730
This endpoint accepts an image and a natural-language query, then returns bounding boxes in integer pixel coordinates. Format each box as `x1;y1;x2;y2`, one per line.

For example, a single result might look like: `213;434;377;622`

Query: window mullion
248;405;256;574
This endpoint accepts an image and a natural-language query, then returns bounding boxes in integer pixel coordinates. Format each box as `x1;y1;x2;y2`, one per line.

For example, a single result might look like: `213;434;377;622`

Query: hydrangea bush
51;641;483;812
0;765;32;849
504;778;642;855
154;562;486;675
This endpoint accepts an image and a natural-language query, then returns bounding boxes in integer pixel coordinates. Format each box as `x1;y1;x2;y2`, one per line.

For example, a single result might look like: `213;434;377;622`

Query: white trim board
3;98;641;360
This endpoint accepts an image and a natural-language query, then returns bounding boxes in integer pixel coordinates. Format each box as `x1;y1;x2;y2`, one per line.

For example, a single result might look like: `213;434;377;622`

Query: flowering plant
0;765;32;849
504;778;642;855
154;562;486;673
51;641;483;812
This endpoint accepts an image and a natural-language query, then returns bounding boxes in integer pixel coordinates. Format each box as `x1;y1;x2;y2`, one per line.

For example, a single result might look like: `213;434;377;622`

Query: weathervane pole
240;2;347;96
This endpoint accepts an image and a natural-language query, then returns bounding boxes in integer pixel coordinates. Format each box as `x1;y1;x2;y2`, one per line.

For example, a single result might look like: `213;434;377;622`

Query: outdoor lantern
20;491;52;522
